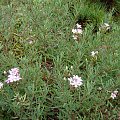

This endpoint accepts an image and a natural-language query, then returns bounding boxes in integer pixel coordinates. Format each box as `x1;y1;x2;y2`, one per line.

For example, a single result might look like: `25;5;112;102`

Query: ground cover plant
0;0;120;119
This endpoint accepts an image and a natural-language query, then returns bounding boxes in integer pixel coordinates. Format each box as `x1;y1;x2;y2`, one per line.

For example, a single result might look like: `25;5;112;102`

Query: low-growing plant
0;0;120;119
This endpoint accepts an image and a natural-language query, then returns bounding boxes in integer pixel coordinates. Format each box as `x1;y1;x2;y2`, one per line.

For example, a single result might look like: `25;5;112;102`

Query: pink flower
72;23;83;40
9;68;19;75
5;68;21;83
68;75;83;88
77;29;83;34
111;90;118;99
72;28;83;34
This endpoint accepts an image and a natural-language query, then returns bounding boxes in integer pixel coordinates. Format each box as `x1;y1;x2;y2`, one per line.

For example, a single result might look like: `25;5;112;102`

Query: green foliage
0;0;120;119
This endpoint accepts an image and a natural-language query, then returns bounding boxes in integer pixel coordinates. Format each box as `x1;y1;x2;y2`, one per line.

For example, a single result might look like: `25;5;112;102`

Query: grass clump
0;0;120;119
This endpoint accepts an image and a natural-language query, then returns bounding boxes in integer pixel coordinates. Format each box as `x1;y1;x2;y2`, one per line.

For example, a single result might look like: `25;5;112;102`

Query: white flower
99;23;110;32
29;40;33;44
111;90;118;99
3;71;7;75
65;66;68;70
0;82;3;89
113;90;118;94
72;34;78;40
98;87;102;91
72;29;78;34
76;23;82;29
111;93;117;99
91;51;96;57
68;75;83;88
70;66;73;69
104;23;110;30
64;77;66;80
104;23;110;27
91;51;98;57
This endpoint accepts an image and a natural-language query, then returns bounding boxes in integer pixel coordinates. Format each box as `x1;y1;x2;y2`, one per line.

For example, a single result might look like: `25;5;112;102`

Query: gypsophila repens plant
0;0;120;119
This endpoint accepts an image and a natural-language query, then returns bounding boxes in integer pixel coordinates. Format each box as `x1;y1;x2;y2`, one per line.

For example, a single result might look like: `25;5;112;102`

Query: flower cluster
72;23;83;40
5;68;22;84
68;75;83;88
111;90;118;99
